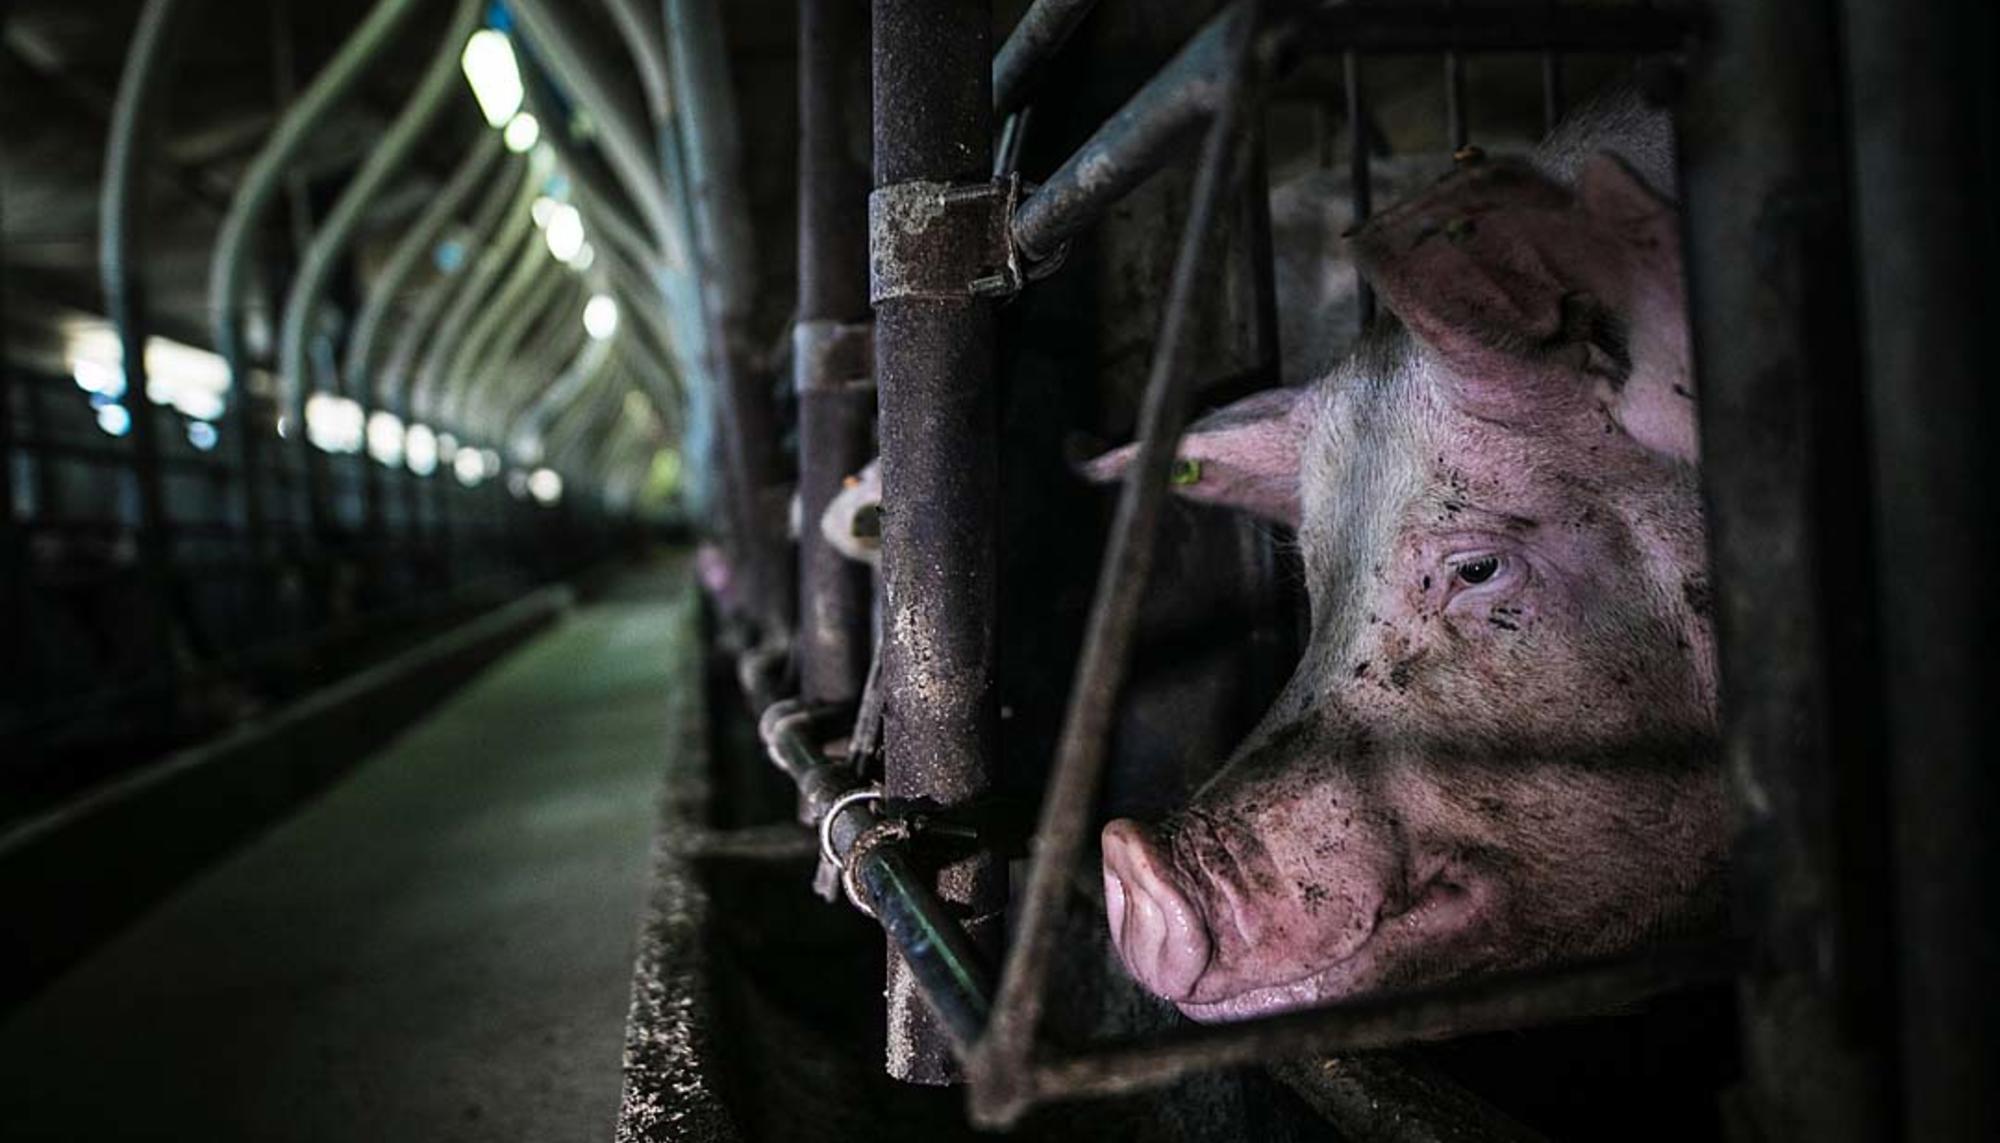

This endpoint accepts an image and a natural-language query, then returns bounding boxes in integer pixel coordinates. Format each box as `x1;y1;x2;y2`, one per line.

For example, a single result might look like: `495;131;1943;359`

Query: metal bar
1009;1;1690;265
762;702;997;1055
1840;0;2000;1134
795;0;873;707
509;0;682;267
209;0;428;565
101;0;192;716
502;323;613;462
970;1;1259;1124
1678;0;1894;1138
872;0;1002;1086
380;158;531;422
1343;49;1374;328
1026;943;1734;1107
477;277;586;442
1010;2;1251;262
1293;1;1690;54
344;132;507;414
992;0;1100;114
410;157;549;426
276;0;484;533
664;0;794;637
437;243;558;427
596;0;672;126
1271;1053;1551;1143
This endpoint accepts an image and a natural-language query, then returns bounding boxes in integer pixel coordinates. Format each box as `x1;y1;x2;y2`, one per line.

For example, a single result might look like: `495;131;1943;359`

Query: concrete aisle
0;565;692;1141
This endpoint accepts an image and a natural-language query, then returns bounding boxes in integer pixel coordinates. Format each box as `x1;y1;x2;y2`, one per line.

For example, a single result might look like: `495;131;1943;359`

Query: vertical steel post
1838;0;2000;1136
1678;0;1895;1139
663;0;795;639
103;0;192;722
795;0;873;706
871;0;1001;1085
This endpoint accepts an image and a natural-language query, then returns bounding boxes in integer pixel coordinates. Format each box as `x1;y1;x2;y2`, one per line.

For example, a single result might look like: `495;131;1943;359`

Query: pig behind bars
1085;91;1728;1021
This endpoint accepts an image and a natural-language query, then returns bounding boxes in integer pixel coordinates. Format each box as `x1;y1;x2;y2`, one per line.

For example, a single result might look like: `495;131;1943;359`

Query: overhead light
543;202;585;263
96;403;132;437
531;195;558;229
460;29;524;128
367;411;405;467
583;294;619;340
571;242;596;271
453;447;487;487
503;111;540;153
405;424;439;476
528;468;563;505
187;420;219;451
305;393;366;454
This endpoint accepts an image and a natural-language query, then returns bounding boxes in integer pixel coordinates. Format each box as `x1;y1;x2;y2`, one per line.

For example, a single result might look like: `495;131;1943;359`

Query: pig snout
1101;819;1212;1001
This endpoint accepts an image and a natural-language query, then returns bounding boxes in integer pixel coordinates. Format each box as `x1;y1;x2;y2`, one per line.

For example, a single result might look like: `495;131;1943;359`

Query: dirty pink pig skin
1086;107;1729;1022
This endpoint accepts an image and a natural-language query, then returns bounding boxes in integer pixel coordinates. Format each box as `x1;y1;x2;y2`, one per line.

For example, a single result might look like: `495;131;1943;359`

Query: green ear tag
1169;457;1203;486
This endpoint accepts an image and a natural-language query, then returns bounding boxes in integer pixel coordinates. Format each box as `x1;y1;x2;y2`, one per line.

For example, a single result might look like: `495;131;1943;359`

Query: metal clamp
870;174;1044;303
817;785;884;867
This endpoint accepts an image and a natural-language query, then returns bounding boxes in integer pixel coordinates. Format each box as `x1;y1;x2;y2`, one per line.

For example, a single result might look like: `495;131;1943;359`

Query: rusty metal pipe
872;0;1003;1085
992;0;1099;114
795;0;874;706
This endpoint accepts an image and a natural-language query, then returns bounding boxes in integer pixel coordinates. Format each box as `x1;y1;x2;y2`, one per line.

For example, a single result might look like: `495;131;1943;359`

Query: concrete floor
0;565;690;1141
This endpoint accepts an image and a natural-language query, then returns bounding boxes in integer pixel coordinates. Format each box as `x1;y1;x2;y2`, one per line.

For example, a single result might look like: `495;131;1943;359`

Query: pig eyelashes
1440;550;1525;608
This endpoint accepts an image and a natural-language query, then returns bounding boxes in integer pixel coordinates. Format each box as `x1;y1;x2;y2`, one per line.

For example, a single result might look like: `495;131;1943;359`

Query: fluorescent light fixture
305;393;366;454
405;424;439;475
583;293;619;340
367;410;405;466
528;468;563;505
460;29;523;128
543;202;585;263
96;403;132;437
503;111;540;153
453;446;487;486
72;357;126;398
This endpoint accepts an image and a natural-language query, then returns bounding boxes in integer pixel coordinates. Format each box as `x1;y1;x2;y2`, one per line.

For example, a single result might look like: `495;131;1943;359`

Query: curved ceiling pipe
100;0;199;677
379;155;535;422
277;0;485;523
507;0;683;268
599;244;684;390
208;0;430;389
605;303;685;436
479;277;589;441
407;152;549;423
596;0;672;127
543;353;633;467
435;240;558;426
451;260;575;433
469;274;586;439
505;329;619;463
344;130;507;412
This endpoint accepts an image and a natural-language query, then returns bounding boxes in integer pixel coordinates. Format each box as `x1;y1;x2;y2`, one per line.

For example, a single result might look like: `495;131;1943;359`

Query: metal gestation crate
705;1;1991;1139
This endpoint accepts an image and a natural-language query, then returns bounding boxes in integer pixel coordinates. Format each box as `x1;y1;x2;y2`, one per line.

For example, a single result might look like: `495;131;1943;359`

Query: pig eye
1454;555;1501;586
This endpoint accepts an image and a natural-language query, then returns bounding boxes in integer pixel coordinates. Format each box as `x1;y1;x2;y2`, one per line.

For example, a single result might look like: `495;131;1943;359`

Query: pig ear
1350;154;1695;461
1079;386;1310;527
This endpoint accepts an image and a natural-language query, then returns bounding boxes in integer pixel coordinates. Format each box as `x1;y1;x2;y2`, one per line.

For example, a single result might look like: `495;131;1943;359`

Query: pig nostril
1101;819;1213;1001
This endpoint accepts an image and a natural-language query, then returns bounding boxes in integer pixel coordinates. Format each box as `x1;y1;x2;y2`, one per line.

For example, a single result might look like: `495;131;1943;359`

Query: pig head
1087;151;1728;1022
